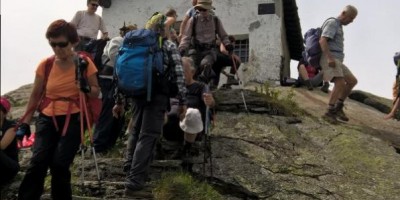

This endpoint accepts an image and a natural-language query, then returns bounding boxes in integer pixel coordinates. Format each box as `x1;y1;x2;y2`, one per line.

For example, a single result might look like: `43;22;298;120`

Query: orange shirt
36;57;97;116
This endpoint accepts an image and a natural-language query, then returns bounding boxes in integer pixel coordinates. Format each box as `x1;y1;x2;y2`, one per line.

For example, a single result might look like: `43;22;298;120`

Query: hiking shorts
320;54;354;82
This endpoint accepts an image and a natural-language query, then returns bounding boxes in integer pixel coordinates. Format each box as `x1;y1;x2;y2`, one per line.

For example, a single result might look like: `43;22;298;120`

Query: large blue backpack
115;29;164;101
303;17;338;69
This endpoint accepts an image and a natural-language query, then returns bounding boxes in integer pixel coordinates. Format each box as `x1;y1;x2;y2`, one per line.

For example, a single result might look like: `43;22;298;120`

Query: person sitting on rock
162;57;215;163
179;0;233;84
0;97;20;188
295;55;329;92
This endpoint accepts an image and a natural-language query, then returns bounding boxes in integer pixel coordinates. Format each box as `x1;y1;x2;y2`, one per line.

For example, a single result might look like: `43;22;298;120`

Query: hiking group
1;1;399;200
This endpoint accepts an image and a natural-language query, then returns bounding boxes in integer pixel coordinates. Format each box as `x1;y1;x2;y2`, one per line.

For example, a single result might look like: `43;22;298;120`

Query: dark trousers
93;78;125;153
213;52;241;86
0;150;19;186
124;94;168;190
18;113;81;200
190;48;217;82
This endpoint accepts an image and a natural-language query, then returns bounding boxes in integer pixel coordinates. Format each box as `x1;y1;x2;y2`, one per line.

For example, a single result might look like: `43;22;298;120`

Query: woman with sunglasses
17;19;99;200
71;0;108;51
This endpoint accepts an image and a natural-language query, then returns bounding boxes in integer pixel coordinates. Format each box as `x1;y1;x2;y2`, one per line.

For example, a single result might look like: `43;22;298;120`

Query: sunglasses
91;3;99;7
197;8;208;12
49;41;70;48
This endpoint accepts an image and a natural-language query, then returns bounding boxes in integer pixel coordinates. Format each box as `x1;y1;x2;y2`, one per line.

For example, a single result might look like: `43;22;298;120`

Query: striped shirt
162;40;187;103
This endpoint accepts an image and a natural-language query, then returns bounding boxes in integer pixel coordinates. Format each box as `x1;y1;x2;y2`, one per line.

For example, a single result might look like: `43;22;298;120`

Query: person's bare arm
0;127;16;150
86;73;100;98
178;15;190;42
319;36;335;68
20;75;45;124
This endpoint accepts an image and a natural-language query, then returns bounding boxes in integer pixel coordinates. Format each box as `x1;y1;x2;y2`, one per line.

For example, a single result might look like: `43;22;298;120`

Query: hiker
93;24;137;154
163;57;215;158
145;8;178;42
320;5;358;123
17;19;100;200
180;57;215;156
0;97;20;188
71;0;108;51
179;0;233;83
384;54;400;120
178;0;197;42
294;55;329;92
213;36;241;88
170;29;179;45
112;13;187;198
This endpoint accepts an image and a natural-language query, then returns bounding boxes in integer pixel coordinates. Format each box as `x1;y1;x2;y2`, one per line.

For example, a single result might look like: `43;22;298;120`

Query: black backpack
84;39;109;72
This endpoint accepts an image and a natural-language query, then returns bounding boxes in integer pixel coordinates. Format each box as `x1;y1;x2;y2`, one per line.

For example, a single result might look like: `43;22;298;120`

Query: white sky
1;0;399;99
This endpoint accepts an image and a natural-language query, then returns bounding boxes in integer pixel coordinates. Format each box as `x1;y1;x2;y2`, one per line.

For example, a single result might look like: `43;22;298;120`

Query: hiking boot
305;79;313;90
226;75;239;85
124;187;153;199
335;103;349;122
322;109;338;124
321;82;330;93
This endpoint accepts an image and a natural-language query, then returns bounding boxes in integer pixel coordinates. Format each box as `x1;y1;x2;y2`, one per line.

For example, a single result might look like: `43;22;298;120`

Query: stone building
101;0;303;84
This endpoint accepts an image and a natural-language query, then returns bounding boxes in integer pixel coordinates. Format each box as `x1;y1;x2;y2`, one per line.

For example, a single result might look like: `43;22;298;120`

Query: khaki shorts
320;55;354;82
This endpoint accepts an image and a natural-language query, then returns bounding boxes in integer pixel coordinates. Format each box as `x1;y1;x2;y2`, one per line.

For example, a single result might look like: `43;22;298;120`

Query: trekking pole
231;55;249;113
79;93;86;187
80;92;101;183
203;84;213;178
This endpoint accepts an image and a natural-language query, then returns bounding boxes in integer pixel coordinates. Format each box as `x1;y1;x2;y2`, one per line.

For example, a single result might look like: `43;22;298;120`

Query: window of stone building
233;36;249;63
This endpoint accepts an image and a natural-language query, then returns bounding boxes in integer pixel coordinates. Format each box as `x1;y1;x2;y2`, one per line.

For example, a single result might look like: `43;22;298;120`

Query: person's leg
340;65;358;100
212;53;226;87
310;72;324;88
0;150;19;186
18;114;58;200
298;65;313;90
93;78;116;153
49;114;81;200
229;54;241;75
384;97;400;120
123;102;144;174
320;56;345;123
334;64;357;122
125;94;168;191
384;97;400;119
198;50;217;83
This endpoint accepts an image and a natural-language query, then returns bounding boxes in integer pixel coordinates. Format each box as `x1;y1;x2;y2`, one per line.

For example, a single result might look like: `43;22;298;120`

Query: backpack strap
320;17;340;38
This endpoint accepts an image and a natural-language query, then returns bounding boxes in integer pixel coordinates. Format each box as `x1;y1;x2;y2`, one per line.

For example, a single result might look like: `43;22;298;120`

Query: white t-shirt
71;10;108;39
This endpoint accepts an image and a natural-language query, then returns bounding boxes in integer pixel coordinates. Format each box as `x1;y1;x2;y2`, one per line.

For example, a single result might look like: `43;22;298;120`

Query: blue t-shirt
321;18;344;61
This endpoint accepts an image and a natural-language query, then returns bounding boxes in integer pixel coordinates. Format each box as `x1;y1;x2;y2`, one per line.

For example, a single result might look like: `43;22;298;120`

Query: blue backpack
115;29;164;101
303;17;338;69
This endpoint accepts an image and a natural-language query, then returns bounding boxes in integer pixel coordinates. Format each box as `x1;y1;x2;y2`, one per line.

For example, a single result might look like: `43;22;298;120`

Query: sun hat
194;0;215;10
179;108;203;134
0;97;11;114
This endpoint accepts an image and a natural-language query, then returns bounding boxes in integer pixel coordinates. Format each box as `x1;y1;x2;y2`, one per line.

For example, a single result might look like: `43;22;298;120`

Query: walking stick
80;92;101;183
231;55;249;113
79;92;86;187
203;84;213;178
